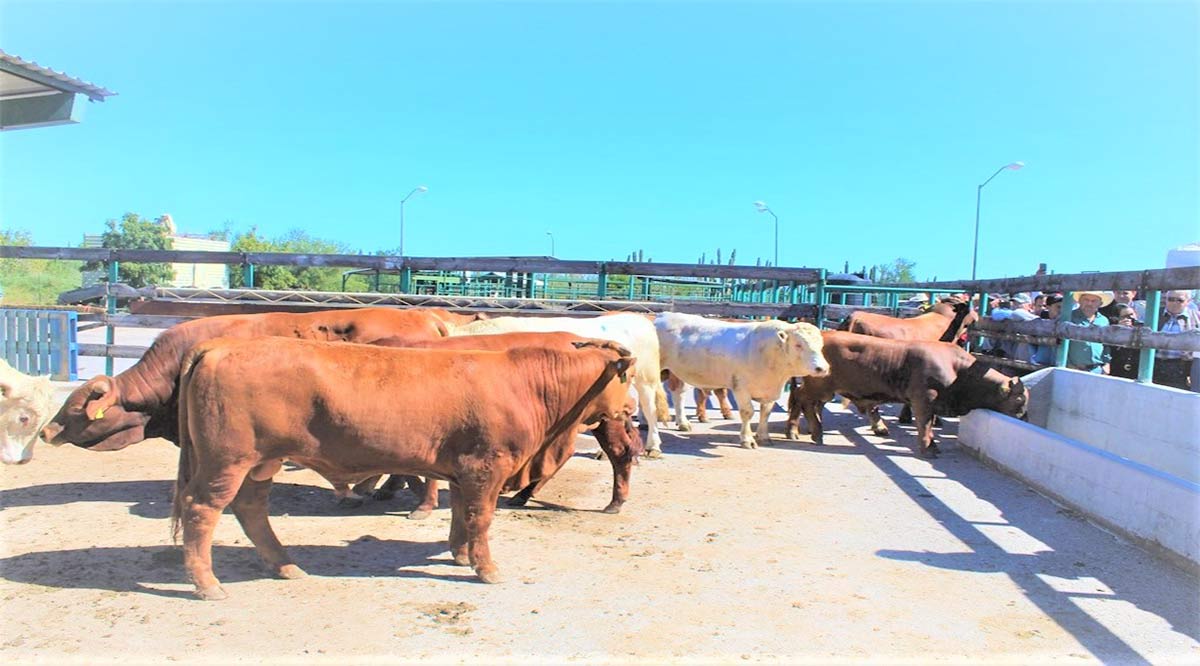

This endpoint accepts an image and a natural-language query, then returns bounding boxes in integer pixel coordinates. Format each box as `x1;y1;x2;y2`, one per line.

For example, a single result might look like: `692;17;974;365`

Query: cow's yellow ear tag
92;408;106;420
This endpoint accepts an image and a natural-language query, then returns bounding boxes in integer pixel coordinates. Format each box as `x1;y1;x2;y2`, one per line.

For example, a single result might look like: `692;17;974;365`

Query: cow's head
39;376;151;451
993;375;1029;420
0;369;54;464
778;323;830;377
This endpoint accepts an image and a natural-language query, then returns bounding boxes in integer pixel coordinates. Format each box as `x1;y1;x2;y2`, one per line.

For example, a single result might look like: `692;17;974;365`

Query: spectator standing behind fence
1107;303;1142;380
1066;290;1112;373
989;293;1039;361
1153;290;1200;391
1100;290;1145;323
1032;294;1063;365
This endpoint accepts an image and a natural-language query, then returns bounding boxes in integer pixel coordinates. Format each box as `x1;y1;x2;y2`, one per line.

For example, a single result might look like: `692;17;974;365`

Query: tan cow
0;359;54;464
171;337;639;599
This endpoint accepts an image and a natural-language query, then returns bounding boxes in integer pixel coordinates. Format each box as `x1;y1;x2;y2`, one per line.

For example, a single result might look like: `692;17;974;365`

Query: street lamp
972;162;1023;280
753;201;779;266
399;185;428;257
545;231;555;256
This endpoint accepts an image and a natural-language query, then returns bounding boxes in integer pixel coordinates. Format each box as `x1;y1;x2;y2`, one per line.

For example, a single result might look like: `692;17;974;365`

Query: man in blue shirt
1067;290;1112;373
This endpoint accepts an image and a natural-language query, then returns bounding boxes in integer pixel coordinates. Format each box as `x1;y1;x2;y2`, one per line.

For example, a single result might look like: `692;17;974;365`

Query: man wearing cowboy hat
1066;290;1112;373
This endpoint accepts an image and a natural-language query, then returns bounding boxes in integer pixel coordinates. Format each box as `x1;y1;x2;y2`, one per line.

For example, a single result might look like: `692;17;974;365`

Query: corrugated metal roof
0;49;115;101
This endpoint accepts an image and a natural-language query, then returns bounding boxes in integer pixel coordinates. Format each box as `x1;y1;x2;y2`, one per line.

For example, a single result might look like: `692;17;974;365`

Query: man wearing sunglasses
1154;290;1199;391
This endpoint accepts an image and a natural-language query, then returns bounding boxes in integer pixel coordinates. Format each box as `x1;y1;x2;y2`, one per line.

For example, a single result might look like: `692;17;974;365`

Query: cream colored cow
0;359;54;464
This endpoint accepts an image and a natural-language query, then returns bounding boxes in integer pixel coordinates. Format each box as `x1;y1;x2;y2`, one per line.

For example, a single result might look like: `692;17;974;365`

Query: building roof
0;49;115;102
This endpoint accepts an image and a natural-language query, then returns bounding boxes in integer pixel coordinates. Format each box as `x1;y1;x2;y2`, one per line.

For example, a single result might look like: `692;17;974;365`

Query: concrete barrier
959;368;1200;569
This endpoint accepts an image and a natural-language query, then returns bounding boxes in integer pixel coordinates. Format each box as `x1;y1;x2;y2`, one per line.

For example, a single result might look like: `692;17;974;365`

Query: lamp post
753;200;778;266
545;231;555;256
399;185;428;257
972;162;1023;280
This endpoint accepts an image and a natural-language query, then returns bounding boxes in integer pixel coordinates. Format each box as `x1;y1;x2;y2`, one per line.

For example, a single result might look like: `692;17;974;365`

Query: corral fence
1;246;1197;384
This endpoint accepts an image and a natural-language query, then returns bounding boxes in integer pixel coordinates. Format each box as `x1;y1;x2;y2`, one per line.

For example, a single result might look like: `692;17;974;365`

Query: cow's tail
170;345;210;543
654;382;670;423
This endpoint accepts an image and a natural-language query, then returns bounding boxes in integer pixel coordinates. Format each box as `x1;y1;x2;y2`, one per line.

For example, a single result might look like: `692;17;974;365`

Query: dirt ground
3;384;1199;664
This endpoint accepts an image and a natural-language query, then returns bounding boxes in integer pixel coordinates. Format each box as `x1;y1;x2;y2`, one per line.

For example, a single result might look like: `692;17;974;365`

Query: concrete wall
959;369;1200;569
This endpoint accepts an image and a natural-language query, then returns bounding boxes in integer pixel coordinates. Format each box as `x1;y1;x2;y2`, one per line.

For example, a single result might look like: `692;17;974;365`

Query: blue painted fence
0;308;78;380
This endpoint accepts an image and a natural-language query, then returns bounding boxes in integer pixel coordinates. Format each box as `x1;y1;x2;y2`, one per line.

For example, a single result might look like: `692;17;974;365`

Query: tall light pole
545;231;555;256
972;162;1023;279
399;185;428;257
753;201;779;266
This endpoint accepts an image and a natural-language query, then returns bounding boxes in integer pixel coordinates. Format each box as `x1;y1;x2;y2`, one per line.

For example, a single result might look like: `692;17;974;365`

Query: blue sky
1;0;1196;281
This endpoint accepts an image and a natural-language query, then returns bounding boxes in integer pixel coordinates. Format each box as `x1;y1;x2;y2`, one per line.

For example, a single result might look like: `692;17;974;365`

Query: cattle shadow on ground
649;431;726;459
835;427;1200;661
0;536;465;598
0;480;431;521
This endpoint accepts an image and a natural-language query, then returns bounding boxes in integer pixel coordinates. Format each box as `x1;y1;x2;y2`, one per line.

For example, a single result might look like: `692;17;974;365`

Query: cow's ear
0;381;10;398
84;377;117;420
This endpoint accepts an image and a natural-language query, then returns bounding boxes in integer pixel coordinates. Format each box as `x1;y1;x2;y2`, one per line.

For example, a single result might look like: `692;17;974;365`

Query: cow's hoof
602;501;624;514
476;567;503;584
696;416;708;424
677;421;692;432
871;426;890;437
336;495;365;509
811;437;824;446
371;489;396;501
740;440;756;449
720;411;734;420
408;508;433;521
276;564;307;580
592;449;607;461
194;585;228;601
644;449;663;460
506;495;530;508
898;415;913;425
452;550;471;566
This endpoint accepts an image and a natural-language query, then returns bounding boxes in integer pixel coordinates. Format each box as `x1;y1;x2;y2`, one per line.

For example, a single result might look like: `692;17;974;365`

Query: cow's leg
348;474;383;504
716;388;734;420
635;379;665;458
457;479;505;584
507;481;537;508
694;388;710;423
802;399;824;445
786;384;803;440
594;416;635;514
665;374;691;435
911;396;939;458
446;482;470;566
897;404;913;424
754;397;774;445
180;463;252;601
732;386;758;448
371;474;407;501
230;476;305;581
864;404;890;437
331;482;366;508
408;477;439;520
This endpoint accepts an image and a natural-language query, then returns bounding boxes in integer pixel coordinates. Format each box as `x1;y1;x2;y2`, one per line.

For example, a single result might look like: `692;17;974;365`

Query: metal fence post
106;259;118;375
242;262;255;288
814;269;827;327
1138;290;1162;383
1054;291;1073;368
597;265;608;299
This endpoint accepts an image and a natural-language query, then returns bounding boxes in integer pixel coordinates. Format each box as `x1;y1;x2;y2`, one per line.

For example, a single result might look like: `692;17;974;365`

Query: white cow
0;359;54;464
655;312;829;448
450;313;667;456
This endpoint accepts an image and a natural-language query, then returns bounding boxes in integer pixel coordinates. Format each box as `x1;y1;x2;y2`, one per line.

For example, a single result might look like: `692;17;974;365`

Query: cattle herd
3;301;1029;601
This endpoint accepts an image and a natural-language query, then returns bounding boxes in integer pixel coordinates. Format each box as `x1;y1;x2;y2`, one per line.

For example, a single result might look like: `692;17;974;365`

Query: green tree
872;257;918;284
229;228;370;292
1;229;84;305
81;213;175;287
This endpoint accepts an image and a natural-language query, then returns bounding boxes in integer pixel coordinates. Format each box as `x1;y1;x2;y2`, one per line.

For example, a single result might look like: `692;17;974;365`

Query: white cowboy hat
1073;290;1113;307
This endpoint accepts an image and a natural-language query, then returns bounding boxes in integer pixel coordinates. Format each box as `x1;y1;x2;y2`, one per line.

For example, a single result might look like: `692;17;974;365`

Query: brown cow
171;337;639;599
786;332;1027;458
837;298;978;425
357;331;644;517
840;299;977;343
40;307;473;452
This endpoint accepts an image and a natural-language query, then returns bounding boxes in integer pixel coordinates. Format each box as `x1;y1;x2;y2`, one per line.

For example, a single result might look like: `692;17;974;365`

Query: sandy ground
3;377;1198;665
